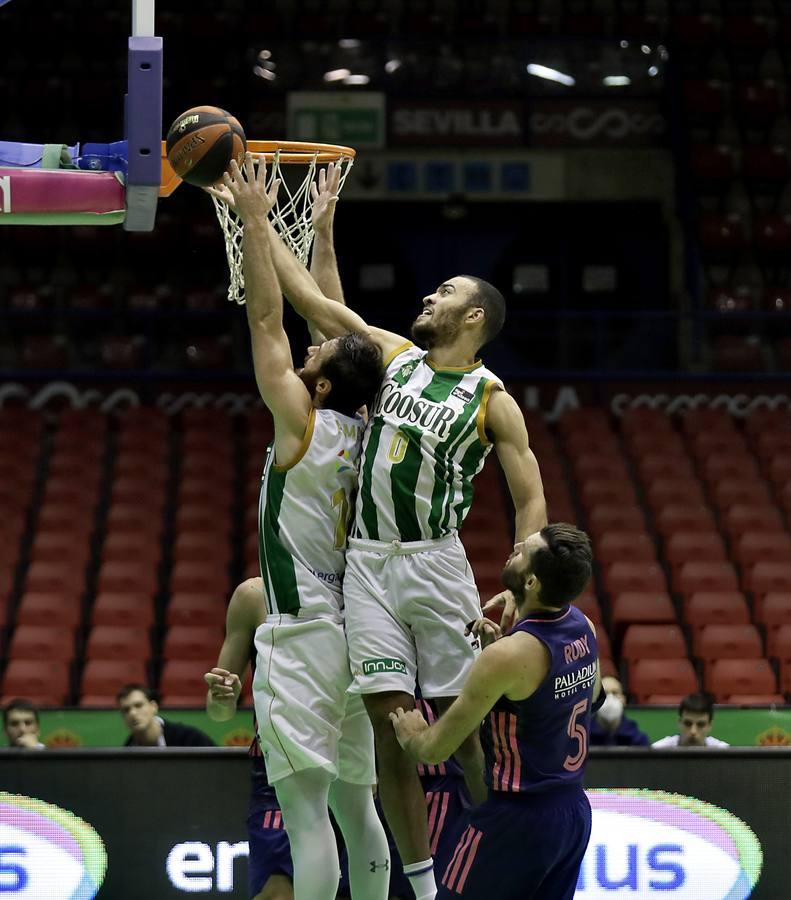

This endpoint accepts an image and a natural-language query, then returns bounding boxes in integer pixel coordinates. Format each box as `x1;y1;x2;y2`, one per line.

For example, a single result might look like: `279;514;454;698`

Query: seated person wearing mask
590;676;649;747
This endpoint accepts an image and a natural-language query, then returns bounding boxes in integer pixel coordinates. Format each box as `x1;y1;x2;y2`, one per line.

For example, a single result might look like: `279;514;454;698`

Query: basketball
165;106;246;187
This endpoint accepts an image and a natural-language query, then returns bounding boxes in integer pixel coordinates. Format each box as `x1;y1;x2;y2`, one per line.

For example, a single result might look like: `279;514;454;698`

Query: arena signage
389;101;525;146
578;790;763;898
0;793;107;898
529;100;665;147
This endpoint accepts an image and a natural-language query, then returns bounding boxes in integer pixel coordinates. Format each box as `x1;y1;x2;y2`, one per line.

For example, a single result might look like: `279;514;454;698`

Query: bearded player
392;525;603;899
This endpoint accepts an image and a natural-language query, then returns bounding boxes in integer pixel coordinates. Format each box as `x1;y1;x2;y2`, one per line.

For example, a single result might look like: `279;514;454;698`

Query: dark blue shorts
247;782;292;898
437;786;591;900
338;777;470;899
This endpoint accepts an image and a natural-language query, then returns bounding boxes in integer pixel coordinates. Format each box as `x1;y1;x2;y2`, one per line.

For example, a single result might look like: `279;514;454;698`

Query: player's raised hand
204;667;241;709
310;162;341;234
482;589;519;634
389;706;429;754
466;617;502;649
221;153;280;225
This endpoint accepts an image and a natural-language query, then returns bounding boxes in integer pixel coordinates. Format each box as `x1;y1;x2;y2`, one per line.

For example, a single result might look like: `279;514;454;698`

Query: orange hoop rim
159;140;356;197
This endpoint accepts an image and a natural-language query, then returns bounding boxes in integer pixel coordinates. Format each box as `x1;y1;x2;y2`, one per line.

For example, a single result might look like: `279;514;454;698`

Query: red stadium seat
694;624;763;662
572;453;629;481
610;592;676;630
110;476;167;510
8;625;75;662
755;593;791;629
178;477;234;508
603;562;667;596
688;430;748;461
624;429;686;458
683;592;750;633
680;408;737;437
733;532;791;568
587;504;646;540
619;407;674;437
172;533;233;566
24;560;85;599
106;502;162;536
575;592;602;624
767;625;791;664
29;531;92;567
97;561;158;597
91;593;155;629
636;453;695;483
170;562;230;597
723;504;784;540
160;659;221;703
622;625;687;663
599;658;617;679
664;532;727;570
723;695;786;705
595;630;612;661
14;592;82;628
705;659;777;702
80;659;148;702
101;532;162;566
2;660;71;705
646;477;706;512
711;478;772;512
629;659;699;704
85;626;151;661
175;504;233;536
744;562;791;596
163;626;222;663
655;504;717;538
676;561;740;596
595;531;657;567
166;594;228;628
700;452;759;484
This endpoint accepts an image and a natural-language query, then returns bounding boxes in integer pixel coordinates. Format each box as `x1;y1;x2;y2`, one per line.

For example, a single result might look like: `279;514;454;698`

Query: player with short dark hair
3;698;44;749
652;692;729;748
391;524;601;900
117;684;215;747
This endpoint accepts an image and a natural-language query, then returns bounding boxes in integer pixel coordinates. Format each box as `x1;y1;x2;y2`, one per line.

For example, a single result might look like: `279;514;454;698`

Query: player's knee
362;691;414;733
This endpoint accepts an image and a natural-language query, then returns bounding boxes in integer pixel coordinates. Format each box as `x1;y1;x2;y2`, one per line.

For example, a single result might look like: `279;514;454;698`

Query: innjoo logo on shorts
363;658;407;675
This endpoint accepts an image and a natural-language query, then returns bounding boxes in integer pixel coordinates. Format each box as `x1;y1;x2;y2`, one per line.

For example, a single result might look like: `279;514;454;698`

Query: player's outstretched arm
485;389;548;541
205;578;263;722
223;156;313;439
265;219;408;360
309;162;345;322
390;639;522;764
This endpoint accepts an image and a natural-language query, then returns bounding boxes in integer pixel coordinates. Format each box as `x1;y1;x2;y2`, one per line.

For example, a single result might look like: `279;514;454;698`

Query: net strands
212;148;354;305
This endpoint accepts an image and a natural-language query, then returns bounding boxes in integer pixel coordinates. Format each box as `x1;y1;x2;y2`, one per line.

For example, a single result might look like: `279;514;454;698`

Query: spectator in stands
590;676;649;747
652;693;730;748
3;698;45;750
117;684;215;747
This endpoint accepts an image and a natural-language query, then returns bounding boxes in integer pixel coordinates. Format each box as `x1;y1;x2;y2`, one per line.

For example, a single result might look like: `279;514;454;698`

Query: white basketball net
211;149;355;305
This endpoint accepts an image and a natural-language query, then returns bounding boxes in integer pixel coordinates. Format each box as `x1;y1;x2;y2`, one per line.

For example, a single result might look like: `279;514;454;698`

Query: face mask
597;693;624;728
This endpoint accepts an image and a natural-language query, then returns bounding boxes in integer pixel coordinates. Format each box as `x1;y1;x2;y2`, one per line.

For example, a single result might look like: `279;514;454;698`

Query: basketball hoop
160;140;355;304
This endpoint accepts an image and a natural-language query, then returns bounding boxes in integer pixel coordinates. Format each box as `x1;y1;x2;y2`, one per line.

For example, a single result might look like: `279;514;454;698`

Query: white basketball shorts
252;614;376;785
344;533;483;698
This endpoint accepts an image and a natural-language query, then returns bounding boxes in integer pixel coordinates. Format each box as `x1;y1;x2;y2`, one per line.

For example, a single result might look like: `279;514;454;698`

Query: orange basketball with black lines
166;106;247;187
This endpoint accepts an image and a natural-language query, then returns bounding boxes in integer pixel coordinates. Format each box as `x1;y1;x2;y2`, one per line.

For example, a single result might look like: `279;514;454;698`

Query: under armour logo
370;860;390;872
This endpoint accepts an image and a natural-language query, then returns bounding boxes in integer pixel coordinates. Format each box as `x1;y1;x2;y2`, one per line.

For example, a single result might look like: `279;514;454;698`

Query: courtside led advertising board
1;750;785;898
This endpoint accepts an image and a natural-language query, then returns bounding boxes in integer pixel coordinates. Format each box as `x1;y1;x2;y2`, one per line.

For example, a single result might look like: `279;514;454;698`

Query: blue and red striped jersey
480;604;599;794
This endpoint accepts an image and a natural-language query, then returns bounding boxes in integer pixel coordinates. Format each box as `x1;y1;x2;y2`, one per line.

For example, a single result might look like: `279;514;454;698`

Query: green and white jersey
355;343;502;543
259;407;363;619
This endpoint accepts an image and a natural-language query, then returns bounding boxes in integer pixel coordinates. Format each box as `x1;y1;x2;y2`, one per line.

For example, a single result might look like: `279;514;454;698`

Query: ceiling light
323;68;351;82
343;74;370;85
648;66;659;76
385;59;402;74
603;75;631;86
526;63;575;87
338;39;361;49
